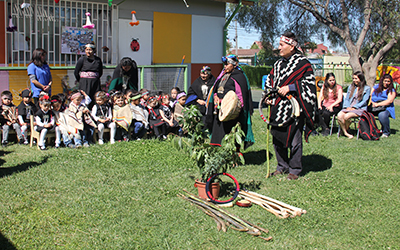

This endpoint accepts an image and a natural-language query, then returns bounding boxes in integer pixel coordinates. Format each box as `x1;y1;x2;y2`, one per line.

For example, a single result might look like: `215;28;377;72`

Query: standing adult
206;54;254;148
186;66;216;115
264;32;317;180
337;71;371;138
108;57;139;93
74;43;103;107
370;74;396;137
27;48;52;105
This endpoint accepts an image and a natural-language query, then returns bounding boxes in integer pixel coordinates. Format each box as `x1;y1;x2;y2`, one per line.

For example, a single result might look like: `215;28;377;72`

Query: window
5;0;118;67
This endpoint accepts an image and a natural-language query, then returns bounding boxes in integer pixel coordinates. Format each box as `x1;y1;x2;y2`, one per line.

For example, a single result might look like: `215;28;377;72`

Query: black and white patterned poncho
264;53;317;147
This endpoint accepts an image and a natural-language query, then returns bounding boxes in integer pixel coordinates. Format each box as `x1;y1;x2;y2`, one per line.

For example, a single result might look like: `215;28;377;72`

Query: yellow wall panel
8;69;66;106
153;12;191;64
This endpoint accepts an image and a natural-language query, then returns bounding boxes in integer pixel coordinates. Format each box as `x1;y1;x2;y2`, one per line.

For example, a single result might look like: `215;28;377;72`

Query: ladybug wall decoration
130;38;140;52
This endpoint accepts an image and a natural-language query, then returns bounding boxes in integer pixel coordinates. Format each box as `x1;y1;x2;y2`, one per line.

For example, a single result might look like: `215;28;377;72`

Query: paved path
251;89;263;109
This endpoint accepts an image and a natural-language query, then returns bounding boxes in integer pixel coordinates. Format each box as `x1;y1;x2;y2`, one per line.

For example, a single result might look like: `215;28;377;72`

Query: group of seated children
0;87;188;149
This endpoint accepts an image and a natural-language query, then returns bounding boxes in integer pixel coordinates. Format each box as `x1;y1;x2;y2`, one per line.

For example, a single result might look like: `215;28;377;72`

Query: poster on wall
61;27;96;54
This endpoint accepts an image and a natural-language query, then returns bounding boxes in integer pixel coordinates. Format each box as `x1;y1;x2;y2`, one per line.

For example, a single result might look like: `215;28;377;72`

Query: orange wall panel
153;12;191;64
8;69;66;105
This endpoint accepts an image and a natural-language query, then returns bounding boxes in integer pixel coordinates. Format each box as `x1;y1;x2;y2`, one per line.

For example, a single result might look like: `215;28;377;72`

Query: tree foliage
233;0;400;86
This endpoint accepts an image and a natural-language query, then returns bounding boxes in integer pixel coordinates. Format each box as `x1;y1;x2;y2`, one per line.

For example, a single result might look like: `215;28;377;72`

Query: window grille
4;0;118;67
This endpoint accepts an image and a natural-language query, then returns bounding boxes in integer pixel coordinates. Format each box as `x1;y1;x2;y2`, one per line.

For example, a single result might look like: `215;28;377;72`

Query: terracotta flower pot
194;179;220;200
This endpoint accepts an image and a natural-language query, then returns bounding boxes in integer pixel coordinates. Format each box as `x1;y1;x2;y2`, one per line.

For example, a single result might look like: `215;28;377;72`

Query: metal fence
0;65;188;104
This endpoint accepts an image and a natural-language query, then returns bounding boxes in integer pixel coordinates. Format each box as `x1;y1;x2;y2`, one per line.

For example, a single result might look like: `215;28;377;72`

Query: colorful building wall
1;0;227;100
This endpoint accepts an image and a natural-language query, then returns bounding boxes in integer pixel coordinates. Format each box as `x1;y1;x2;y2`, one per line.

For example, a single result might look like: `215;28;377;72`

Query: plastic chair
337;116;360;139
29;115;56;148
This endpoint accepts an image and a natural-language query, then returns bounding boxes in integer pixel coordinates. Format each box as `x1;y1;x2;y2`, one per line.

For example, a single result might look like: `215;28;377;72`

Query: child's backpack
358;111;382;140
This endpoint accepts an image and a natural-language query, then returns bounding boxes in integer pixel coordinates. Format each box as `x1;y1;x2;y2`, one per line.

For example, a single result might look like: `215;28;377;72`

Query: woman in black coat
186;66;216;115
108;57;139;93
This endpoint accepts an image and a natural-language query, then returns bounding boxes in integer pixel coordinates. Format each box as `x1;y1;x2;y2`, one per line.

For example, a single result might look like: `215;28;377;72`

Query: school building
0;0;256;104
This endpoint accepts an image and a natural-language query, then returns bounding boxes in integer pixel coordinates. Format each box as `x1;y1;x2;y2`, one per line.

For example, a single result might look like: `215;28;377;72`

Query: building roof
305;43;329;55
233;48;260;57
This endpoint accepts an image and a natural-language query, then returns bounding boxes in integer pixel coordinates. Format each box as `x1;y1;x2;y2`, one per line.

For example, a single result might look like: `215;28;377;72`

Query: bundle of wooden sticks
238;190;307;219
179;190;272;241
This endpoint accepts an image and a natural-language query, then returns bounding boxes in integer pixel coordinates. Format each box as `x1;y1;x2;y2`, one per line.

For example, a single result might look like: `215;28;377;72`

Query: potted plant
172;105;245;199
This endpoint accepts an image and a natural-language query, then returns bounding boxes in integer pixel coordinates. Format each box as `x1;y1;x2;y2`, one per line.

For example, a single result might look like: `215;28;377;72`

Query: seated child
112;91;132;141
127;90;149;140
159;93;179;134
139;88;150;108
51;95;74;148
148;95;167;140
34;95;56;150
169;87;181;107
91;91;116;144
1;90;24;146
173;91;187;121
68;90;96;148
17;89;37;145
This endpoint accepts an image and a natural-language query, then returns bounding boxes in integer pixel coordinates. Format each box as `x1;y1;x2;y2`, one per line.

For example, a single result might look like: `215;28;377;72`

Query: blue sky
227;25;262;49
227;24;339;52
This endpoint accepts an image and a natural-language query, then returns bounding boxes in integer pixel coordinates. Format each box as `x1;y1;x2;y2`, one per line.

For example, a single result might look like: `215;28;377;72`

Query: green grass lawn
1;107;399;249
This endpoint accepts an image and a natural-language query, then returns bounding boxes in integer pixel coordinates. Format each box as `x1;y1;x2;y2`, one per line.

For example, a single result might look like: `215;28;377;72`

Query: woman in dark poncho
74;43;103;106
206;54;254;148
108;57;139;93
186;66;216;115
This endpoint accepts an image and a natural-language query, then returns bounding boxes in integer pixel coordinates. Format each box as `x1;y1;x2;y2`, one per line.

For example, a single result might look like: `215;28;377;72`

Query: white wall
191;15;225;64
118;19;152;66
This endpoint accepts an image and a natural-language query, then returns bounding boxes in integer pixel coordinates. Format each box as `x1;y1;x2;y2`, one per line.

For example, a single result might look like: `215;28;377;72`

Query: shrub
240;65;273;88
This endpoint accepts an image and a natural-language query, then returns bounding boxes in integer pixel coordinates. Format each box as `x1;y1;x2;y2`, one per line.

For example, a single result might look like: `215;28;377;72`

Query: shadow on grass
243;150;273;165
301;154;332;176
0;156;49;179
390;128;398;135
0;232;17;250
0;150;12;157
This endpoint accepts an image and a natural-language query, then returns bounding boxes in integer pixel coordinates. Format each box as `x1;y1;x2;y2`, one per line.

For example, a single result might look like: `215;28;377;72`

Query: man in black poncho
263;32;317;180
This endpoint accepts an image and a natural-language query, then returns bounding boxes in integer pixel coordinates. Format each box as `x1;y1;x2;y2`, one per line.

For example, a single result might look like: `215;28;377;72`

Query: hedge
240;65;273;88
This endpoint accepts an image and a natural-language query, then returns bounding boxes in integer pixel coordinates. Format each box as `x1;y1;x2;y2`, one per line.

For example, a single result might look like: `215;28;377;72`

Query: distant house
305;43;329;56
234;49;260;65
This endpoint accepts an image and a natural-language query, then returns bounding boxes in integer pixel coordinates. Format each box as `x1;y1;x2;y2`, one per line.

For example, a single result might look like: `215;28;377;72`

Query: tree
234;0;400;87
305;42;318;54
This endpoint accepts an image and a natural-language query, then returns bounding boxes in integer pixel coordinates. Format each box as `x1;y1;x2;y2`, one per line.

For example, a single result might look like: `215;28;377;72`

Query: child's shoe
110;139;115;144
39;145;46;150
123;136;129;142
98;139;104;145
75;144;82;149
83;142;90;147
67;143;76;149
2;141;8;147
24;139;29;145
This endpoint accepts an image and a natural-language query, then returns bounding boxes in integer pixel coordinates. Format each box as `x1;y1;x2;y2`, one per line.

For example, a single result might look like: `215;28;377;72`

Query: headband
200;66;211;74
141;91;149;97
128;94;141;103
2;94;12;100
71;92;82;100
85;43;96;49
148;96;157;102
222;54;238;66
176;92;186;100
280;36;299;48
51;99;61;103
